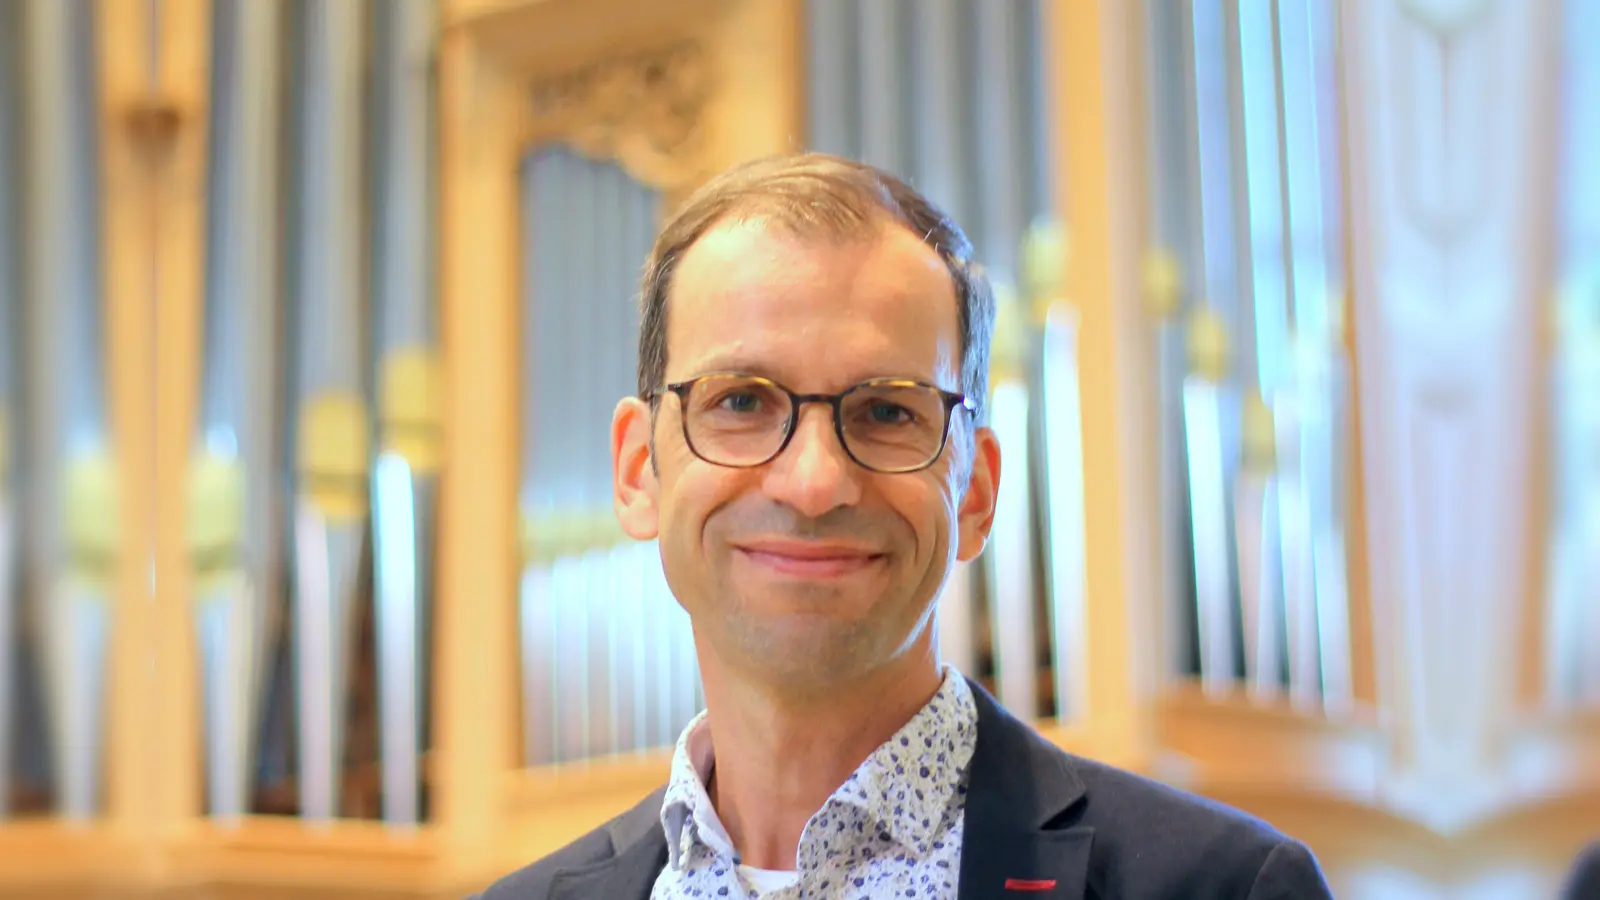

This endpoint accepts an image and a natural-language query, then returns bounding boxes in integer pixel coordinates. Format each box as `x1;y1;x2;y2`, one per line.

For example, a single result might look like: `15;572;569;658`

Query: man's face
611;218;1000;691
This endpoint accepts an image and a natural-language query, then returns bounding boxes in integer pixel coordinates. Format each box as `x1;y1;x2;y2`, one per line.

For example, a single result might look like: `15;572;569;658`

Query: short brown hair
636;153;996;425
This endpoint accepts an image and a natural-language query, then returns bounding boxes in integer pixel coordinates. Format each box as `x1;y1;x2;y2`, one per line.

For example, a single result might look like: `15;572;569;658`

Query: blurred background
0;0;1596;897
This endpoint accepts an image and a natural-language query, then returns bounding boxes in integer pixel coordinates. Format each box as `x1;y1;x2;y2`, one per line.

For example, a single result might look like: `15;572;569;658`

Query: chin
730;589;881;629
742;650;875;690
721;610;903;682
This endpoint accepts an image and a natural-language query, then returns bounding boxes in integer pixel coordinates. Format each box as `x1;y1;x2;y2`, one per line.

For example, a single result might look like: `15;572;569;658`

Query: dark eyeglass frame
651;373;976;474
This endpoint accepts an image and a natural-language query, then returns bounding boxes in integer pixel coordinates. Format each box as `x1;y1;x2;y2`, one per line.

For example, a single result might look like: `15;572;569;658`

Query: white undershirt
736;864;801;893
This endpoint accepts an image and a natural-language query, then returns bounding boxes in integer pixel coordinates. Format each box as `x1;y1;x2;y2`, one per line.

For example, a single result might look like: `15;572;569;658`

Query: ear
612;396;659;541
955;426;1000;563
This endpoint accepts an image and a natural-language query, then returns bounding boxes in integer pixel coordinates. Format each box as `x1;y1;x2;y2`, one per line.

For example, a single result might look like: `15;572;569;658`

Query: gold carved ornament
527;40;713;194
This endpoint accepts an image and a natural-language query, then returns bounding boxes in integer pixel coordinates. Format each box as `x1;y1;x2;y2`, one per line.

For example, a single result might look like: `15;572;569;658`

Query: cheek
653;474;715;604
878;478;959;558
657;464;738;552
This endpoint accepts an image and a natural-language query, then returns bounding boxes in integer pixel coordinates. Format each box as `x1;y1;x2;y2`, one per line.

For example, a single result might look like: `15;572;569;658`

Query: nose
761;403;862;518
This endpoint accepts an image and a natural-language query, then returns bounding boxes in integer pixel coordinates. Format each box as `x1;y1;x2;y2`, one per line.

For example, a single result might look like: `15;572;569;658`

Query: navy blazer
1564;842;1600;900
472;678;1333;899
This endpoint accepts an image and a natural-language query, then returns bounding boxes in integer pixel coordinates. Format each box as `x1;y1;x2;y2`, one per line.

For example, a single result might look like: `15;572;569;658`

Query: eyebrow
675;362;957;393
676;343;958;389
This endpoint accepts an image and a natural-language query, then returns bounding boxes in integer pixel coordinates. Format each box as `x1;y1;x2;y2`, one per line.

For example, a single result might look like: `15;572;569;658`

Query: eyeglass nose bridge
773;390;854;456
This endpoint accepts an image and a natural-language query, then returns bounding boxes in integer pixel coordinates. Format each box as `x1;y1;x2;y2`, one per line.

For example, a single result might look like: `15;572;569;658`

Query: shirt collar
659;708;724;870
658;668;979;866
827;669;978;849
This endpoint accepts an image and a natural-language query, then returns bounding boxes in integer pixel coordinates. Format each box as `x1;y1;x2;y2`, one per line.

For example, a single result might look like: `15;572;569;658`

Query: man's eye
867;402;914;424
718;392;761;413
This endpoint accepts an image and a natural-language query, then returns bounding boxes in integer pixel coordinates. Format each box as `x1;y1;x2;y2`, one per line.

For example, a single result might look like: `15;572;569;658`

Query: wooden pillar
436;9;520;880
704;0;804;171
149;0;209;830
100;0;157;852
1043;0;1159;769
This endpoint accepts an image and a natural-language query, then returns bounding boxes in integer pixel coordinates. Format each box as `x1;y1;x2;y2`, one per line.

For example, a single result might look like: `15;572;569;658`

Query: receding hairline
662;200;942;260
667;209;956;276
654;211;967;362
646;156;976;307
646;152;974;275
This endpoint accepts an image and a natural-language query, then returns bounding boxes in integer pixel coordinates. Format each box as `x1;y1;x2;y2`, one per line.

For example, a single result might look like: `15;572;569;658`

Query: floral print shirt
650;669;978;900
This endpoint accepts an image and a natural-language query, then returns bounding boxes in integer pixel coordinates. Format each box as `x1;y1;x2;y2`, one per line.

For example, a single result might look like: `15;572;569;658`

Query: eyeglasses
652;373;974;474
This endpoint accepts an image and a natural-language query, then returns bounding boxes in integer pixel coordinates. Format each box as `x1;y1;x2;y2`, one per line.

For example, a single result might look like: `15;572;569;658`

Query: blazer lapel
548;788;669;900
547;831;668;900
957;678;1095;900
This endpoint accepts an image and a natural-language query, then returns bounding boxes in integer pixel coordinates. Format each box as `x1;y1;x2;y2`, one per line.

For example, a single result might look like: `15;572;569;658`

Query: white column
0;0;21;821
192;0;284;824
856;0;907;173
974;0;1025;277
805;0;857;158
910;0;967;227
370;0;438;827
1341;0;1559;829
1546;0;1600;710
518;150;563;768
1178;0;1245;692
292;0;369;824
24;0;114;823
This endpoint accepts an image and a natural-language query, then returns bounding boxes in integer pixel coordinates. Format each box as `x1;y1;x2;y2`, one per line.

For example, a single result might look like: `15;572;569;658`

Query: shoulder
468;788;666;900
1068;751;1280;841
962;678;1330;897
1063;754;1331;898
468;828;613;900
1562;841;1600;900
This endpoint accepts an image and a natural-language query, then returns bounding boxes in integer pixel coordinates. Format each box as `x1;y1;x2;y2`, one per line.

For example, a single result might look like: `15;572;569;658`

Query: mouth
732;540;886;579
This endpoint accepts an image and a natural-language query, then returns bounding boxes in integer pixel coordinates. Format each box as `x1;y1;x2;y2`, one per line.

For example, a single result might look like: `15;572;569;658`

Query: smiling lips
734;539;885;578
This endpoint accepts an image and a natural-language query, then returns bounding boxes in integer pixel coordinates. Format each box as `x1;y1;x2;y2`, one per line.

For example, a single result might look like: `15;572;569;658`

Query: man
476;154;1332;899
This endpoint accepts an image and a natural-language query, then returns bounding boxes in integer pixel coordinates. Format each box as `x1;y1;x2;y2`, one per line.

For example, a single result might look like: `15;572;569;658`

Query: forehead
664;217;963;389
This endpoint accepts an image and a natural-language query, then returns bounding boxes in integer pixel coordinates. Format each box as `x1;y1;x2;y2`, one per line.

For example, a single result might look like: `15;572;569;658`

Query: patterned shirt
650;669;978;900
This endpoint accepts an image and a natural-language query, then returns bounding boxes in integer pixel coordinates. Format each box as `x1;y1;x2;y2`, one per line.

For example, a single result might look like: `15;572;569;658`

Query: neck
695;642;943;871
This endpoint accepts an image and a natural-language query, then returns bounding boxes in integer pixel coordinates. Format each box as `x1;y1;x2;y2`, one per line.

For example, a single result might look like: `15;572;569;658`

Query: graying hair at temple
635;153;998;428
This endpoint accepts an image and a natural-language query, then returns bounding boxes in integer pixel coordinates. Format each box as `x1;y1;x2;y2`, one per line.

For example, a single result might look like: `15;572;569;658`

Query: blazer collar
548;678;1095;900
956;677;1095;900
548;787;669;900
